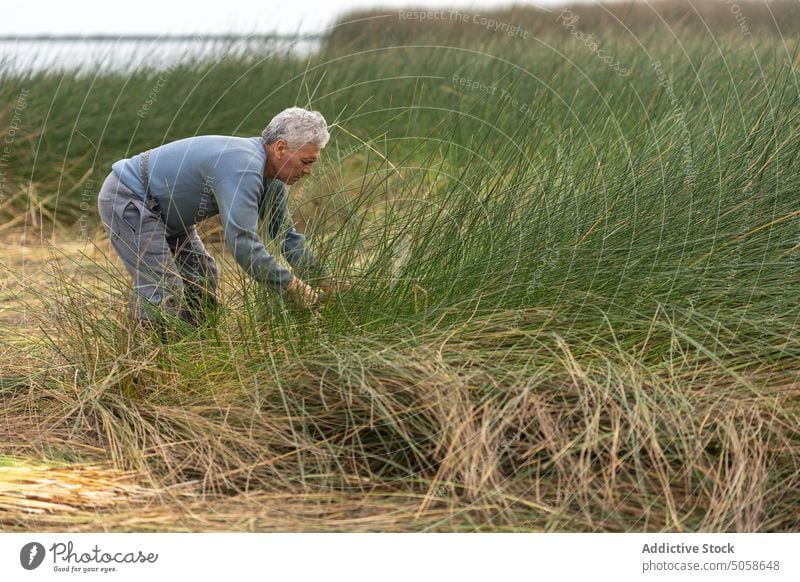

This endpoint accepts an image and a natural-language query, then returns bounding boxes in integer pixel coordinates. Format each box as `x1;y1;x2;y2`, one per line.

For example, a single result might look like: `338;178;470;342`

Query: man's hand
319;278;352;294
285;276;320;308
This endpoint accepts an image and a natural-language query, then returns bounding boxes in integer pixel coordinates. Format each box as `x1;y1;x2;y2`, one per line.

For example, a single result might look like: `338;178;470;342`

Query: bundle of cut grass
0;456;154;518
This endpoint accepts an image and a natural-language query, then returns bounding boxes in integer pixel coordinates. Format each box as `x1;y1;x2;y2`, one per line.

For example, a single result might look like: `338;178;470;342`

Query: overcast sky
3;0;597;35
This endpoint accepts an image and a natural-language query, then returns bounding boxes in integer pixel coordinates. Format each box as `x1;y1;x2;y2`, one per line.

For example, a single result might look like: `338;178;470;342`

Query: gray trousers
97;171;219;323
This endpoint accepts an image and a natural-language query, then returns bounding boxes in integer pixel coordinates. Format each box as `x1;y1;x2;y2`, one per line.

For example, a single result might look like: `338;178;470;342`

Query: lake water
0;36;323;74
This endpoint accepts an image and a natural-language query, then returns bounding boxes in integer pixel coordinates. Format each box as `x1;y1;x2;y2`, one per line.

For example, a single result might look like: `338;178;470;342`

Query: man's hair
261;107;329;150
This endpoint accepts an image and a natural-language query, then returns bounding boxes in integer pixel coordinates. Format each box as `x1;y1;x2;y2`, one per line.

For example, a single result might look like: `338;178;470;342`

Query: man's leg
167;227;219;325
97;171;185;326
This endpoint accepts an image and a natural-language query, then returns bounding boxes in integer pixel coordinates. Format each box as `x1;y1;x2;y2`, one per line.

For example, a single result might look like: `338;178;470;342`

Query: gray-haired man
97;107;331;333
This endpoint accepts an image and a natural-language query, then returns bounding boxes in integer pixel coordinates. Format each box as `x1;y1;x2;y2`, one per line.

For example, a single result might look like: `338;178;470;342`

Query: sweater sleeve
215;172;294;291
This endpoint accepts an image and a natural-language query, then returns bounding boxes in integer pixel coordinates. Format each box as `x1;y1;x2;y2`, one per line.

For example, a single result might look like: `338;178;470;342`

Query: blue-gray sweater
112;135;323;291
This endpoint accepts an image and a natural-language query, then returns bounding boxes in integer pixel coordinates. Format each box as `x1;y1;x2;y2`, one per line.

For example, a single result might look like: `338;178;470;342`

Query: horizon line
0;33;325;41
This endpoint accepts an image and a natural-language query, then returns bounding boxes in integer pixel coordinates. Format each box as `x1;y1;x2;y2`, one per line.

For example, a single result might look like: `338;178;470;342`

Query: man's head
262;107;329;185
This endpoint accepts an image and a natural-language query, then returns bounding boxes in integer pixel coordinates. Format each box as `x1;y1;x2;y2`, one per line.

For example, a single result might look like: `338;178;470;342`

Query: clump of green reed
14;250;800;530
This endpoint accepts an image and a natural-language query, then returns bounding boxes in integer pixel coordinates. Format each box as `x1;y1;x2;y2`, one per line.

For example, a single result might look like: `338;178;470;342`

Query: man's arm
216;172;295;291
265;179;329;284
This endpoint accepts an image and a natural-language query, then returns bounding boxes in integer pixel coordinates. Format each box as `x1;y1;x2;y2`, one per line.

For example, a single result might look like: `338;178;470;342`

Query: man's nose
302;166;312;175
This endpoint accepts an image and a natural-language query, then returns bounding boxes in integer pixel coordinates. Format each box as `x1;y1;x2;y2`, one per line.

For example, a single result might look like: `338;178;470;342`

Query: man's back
112;135;267;236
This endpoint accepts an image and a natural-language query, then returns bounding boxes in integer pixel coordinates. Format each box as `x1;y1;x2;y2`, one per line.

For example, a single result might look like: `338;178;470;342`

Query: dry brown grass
325;0;800;50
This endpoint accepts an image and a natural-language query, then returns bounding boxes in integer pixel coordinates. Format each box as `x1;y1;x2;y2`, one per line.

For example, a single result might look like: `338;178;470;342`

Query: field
1;1;799;532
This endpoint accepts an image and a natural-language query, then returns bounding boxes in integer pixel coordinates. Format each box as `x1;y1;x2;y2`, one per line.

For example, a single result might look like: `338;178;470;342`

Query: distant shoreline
0;35;323;73
0;34;324;42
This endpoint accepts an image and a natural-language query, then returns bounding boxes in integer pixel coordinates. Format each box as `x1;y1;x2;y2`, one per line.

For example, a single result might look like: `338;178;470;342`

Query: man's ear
274;139;289;159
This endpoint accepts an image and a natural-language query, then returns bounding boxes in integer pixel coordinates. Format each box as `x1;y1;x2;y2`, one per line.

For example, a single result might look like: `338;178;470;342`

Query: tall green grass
1;6;799;531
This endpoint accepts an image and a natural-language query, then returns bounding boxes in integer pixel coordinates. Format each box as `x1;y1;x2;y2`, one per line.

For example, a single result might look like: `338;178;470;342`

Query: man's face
271;141;321;185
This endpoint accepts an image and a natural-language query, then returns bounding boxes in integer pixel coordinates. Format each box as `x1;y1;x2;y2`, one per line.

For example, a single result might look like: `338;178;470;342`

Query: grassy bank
1;1;798;531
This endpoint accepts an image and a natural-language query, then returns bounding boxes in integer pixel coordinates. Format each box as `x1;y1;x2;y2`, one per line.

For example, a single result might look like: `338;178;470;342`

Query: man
97;107;330;333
